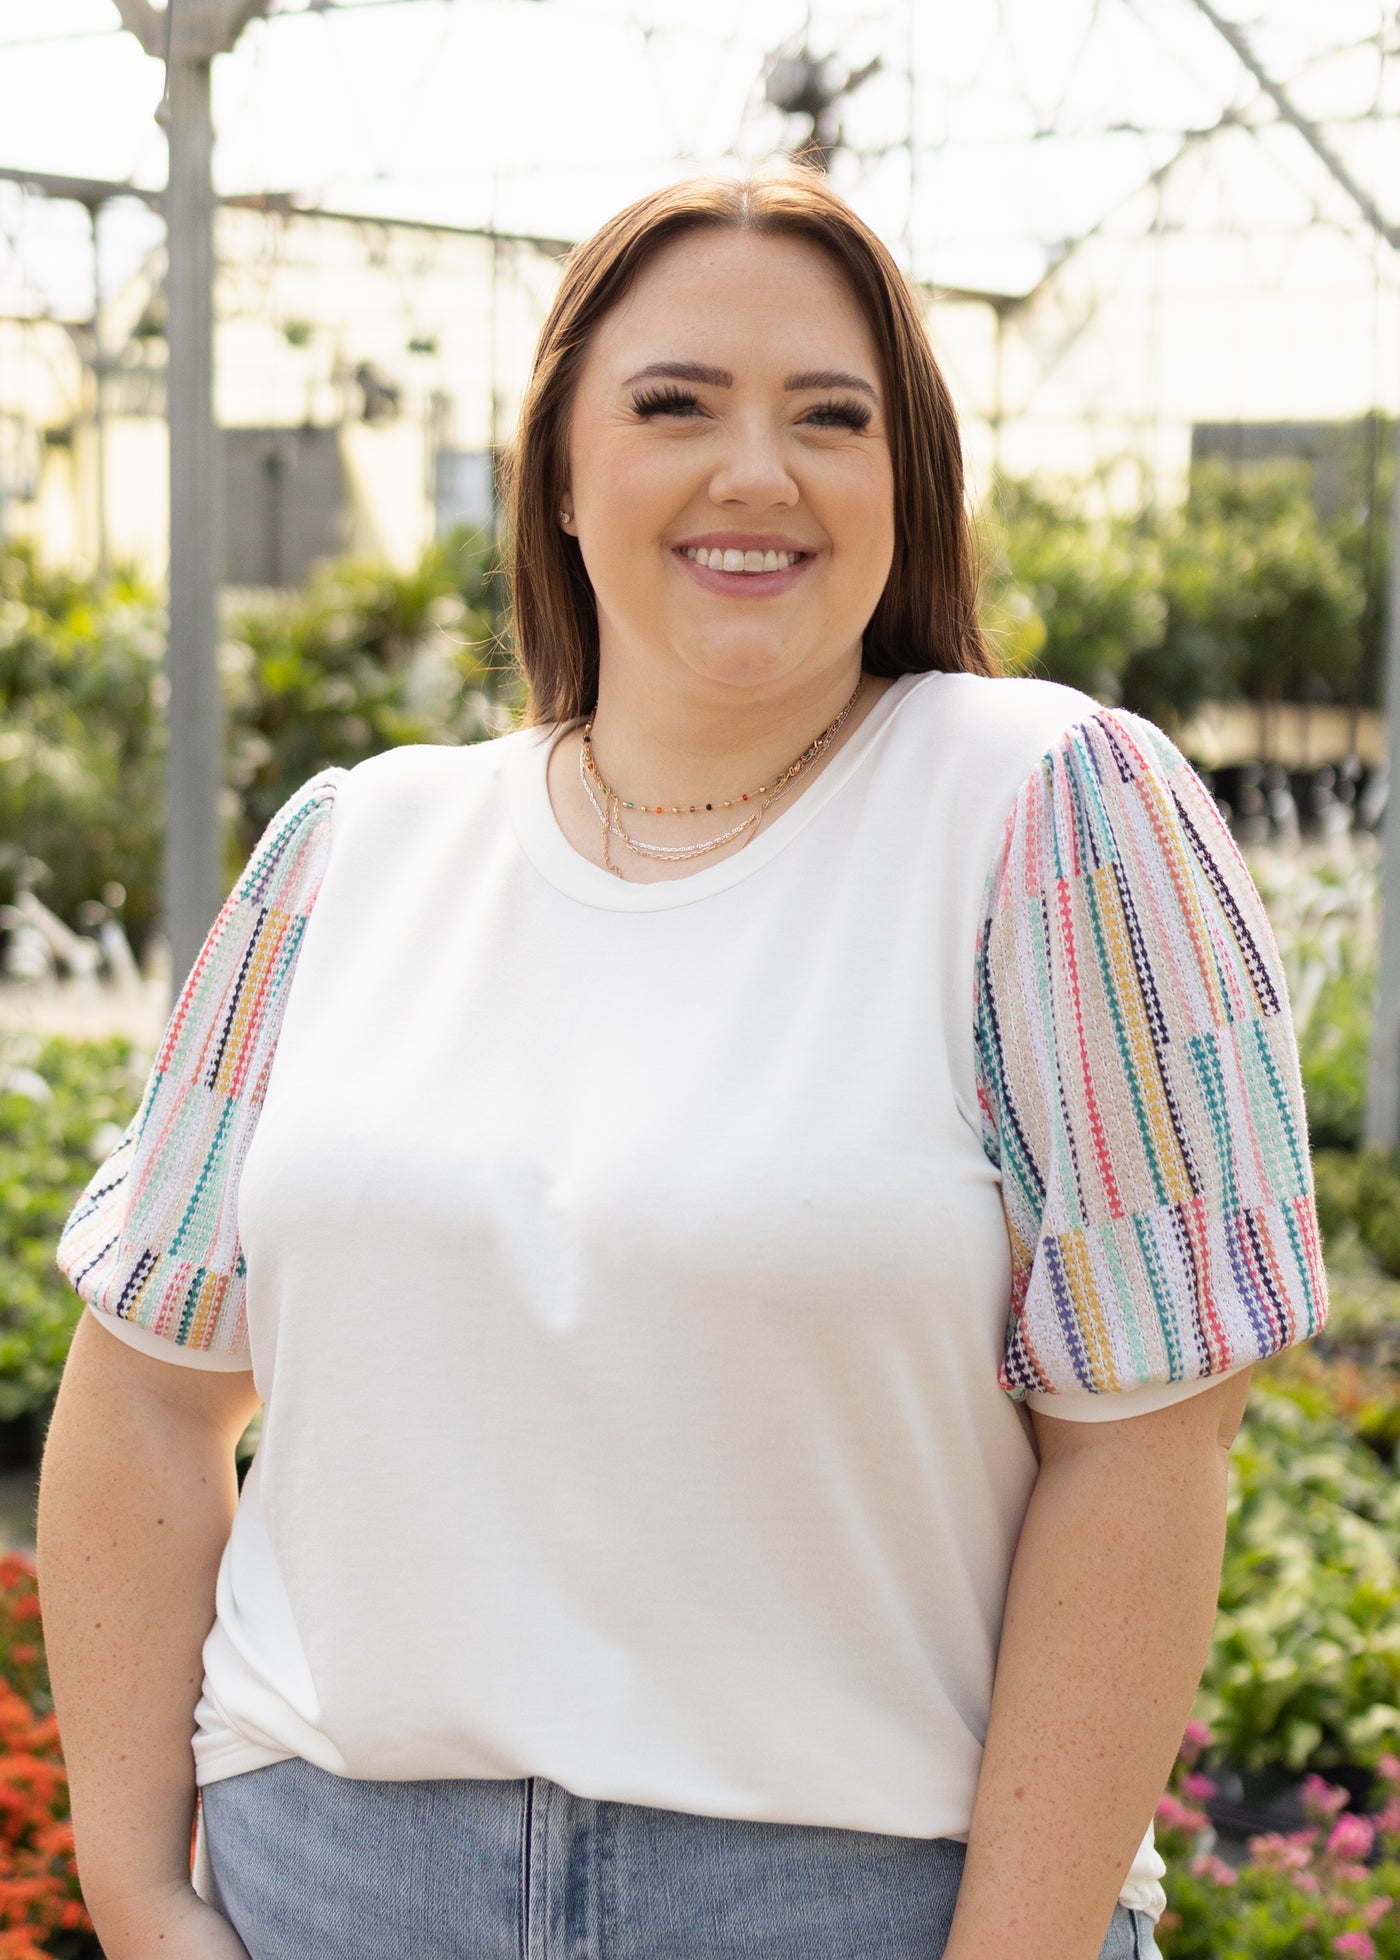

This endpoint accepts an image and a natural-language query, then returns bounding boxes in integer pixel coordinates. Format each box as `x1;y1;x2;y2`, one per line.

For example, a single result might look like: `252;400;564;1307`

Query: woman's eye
631;387;704;419
802;401;873;432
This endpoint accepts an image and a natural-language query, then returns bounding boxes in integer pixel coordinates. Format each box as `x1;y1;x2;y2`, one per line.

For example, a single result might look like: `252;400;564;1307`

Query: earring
560;508;572;527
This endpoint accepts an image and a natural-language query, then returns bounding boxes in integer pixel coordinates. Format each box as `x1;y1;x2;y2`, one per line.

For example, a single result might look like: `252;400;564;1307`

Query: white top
58;669;1327;1921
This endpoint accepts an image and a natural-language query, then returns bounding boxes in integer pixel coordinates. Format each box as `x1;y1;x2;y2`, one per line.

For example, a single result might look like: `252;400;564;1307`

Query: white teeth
682;546;800;573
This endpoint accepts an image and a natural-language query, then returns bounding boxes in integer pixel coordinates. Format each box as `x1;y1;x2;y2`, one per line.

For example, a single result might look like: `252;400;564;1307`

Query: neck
584;653;867;809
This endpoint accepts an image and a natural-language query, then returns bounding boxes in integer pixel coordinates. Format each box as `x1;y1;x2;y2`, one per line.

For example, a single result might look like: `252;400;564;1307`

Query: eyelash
629;385;872;432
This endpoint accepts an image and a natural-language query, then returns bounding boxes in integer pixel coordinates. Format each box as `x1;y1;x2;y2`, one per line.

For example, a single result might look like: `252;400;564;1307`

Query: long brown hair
502;165;998;725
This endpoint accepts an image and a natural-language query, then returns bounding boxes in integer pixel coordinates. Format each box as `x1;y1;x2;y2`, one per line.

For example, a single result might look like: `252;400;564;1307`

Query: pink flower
1179;1720;1213;1766
1327;1815;1376;1863
1189;1853;1237;1888
1248;1834;1311;1873
1182;1773;1217;1802
1155;1793;1207;1835
1376;1755;1400;1789
1362;1898;1393;1928
1294;1871;1321;1894
1376;1800;1400;1842
1332;1934;1376;1959
1302;1775;1350;1824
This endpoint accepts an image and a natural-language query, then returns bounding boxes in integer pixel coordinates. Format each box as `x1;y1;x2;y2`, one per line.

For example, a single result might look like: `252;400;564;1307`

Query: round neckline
505;670;940;911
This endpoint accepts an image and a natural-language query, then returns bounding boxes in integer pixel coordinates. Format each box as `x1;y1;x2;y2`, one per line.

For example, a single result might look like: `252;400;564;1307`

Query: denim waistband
196;1755;1159;1960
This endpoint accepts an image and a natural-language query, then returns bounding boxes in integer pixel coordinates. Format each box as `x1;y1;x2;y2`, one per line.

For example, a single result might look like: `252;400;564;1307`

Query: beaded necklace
579;676;864;876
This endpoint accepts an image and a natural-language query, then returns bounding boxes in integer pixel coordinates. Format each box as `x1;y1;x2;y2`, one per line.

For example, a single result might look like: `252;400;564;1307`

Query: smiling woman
40;162;1326;1960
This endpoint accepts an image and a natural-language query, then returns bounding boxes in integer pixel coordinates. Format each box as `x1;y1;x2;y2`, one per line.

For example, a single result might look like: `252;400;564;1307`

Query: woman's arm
36;1309;262;1958
942;1368;1251;1960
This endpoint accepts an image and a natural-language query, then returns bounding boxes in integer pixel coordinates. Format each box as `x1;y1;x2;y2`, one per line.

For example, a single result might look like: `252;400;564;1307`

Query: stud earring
560;508;572;527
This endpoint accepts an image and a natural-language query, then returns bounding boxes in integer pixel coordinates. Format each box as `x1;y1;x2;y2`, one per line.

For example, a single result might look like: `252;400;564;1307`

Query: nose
707;415;799;510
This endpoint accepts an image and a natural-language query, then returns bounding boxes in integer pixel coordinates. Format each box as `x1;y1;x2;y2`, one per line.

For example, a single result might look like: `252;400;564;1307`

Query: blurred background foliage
0;530;515;960
980;458;1382;729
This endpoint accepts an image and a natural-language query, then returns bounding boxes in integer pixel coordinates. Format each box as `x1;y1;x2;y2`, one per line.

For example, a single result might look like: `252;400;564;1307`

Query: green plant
981;462;1371;728
1154;463;1364;716
1195;1365;1400;1774
1308;1143;1400;1287
0;1035;147;1426
0;546;167;957
0;533;516;960
223;530;515;858
1242;838;1378;1153
979;480;1165;702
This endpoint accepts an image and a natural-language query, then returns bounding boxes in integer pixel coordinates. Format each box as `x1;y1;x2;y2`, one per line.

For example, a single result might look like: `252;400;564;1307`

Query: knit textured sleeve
55;766;345;1370
972;704;1328;1420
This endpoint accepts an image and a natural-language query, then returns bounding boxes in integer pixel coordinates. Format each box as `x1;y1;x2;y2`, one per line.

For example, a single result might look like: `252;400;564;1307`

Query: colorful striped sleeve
972;704;1328;1420
55;766;345;1370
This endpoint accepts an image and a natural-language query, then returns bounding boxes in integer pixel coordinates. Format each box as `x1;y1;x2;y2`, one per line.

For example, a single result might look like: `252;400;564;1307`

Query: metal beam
1365;416;1400;1146
0;169;572;257
111;0;164;57
0;164;160;210
223;192;575;257
1185;0;1400;252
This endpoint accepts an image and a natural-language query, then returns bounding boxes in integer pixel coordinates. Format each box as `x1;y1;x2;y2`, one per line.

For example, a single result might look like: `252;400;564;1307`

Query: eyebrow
623;360;878;401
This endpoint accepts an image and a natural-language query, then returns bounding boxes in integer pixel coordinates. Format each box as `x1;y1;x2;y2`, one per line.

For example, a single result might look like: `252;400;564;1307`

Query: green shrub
1349;1150;1400;1278
0;534;514;961
0;1034;145;1426
1299;965;1373;1150
1242;841;1377;1154
1310;1145;1400;1281
1313;1150;1365;1250
1196;1361;1400;1773
0;549;167;957
982;462;1370;724
222;531;514;853
979;480;1164;702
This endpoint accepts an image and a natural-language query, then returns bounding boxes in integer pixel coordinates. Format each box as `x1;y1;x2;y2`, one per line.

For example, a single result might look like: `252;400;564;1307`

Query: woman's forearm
36;1312;255;1939
943;1373;1250;1960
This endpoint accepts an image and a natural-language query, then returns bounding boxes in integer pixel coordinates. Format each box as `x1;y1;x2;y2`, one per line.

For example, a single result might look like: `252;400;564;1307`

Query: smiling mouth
679;545;808;574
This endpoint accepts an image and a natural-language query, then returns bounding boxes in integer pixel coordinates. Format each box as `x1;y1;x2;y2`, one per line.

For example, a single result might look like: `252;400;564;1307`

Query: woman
38;167;1326;1960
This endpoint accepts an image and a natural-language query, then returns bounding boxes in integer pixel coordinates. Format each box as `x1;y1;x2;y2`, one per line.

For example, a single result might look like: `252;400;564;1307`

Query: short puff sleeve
55;766;345;1369
972;705;1327;1420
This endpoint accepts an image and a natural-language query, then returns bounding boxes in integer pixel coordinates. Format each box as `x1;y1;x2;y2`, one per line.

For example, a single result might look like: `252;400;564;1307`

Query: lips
672;543;815;598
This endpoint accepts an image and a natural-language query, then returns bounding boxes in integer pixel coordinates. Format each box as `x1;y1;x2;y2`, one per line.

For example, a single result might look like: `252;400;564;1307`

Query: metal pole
163;47;224;989
1364;414;1400;1148
88;198;110;577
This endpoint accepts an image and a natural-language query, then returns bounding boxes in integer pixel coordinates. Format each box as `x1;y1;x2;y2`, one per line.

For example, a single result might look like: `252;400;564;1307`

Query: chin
674;637;820;694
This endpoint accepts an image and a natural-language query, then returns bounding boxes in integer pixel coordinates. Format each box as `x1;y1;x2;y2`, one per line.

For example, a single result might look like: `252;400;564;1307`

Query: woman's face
563;226;896;702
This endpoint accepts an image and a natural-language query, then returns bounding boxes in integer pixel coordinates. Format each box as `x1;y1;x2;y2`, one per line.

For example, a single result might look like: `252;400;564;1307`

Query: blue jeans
197;1756;1162;1959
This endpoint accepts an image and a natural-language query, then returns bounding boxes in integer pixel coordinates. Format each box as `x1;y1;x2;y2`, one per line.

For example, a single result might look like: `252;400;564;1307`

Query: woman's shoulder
888;666;1108;800
330;725;541;828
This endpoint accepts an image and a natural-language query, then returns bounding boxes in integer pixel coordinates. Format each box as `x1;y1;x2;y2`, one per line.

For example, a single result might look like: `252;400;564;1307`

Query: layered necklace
578;676;864;878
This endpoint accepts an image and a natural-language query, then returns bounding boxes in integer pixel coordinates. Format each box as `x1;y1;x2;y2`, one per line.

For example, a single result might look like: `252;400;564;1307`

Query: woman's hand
92;1877;252;1960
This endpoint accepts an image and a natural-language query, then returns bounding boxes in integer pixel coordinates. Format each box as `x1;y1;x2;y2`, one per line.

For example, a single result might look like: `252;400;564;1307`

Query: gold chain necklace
579;677;864;877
